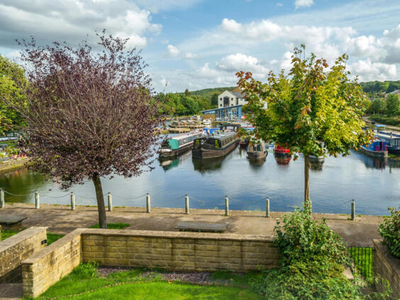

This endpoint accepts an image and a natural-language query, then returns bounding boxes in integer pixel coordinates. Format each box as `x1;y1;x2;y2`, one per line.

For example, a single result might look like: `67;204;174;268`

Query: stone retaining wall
373;239;400;299
81;229;279;272
22;229;83;298
0;227;47;283
21;228;278;297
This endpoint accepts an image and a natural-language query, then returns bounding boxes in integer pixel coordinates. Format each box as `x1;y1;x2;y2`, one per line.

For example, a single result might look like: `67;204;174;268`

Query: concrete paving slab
0;203;384;246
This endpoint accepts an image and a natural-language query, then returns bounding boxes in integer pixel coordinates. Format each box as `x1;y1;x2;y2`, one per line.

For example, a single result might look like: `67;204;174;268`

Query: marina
1;146;400;216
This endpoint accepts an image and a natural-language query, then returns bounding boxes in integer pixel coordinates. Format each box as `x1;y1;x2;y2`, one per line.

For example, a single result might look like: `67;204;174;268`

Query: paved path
0;203;383;246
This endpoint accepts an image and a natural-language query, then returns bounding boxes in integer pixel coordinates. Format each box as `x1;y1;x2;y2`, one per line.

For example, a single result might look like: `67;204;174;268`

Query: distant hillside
360;80;400;95
190;86;236;99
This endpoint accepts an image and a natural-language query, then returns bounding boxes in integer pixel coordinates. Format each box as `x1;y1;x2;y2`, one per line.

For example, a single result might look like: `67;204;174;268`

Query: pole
225;196;229;216
351;199;355;221
0;188;4;208
146;193;151;213
185;194;189;214
108;192;112;212
266;197;270;218
70;192;75;211
35;190;40;209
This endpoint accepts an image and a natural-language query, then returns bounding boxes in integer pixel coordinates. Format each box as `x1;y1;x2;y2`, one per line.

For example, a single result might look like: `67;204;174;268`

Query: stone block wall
0;227;47;283
373;239;400;299
82;229;279;272
21;229;83;298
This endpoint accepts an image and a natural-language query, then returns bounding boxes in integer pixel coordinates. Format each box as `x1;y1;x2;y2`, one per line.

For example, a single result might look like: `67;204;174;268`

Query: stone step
0;283;23;299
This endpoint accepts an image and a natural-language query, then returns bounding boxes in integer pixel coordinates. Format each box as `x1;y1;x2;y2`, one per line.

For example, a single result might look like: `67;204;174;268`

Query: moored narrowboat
247;141;268;160
274;145;290;154
159;131;204;159
359;140;388;158
375;130;400;155
192;131;239;159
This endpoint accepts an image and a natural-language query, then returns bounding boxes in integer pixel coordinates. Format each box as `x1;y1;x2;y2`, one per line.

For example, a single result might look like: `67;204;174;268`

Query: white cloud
0;0;162;49
221;18;242;33
134;0;203;13
167;44;180;57
276;3;283;7
349;59;397;81
217;53;268;77
185;52;199;59
294;0;314;9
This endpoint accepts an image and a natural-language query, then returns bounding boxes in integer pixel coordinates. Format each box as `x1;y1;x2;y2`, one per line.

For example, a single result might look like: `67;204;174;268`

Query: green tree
387;82;400;93
368;98;385;114
211;93;219;107
374;81;389;93
237;46;371;202
386;94;400;116
0;55;27;135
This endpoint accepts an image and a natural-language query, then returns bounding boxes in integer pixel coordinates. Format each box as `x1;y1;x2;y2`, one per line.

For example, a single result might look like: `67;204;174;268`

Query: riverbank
0;157;28;174
0;202;383;246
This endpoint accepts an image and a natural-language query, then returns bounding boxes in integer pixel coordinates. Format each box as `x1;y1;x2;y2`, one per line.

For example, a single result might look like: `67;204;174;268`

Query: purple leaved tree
15;31;162;228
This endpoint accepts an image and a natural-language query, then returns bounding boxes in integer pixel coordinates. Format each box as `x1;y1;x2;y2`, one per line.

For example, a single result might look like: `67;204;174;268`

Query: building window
220;104;222;107
220;98;222;100
236;98;239;105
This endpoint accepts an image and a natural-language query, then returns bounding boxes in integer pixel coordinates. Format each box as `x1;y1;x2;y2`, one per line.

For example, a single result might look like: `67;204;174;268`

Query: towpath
0;203;383;246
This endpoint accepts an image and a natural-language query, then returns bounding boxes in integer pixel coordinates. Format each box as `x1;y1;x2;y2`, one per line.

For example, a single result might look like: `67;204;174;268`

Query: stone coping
81;228;274;241
22;229;84;265
0;227;46;251
373;239;400;275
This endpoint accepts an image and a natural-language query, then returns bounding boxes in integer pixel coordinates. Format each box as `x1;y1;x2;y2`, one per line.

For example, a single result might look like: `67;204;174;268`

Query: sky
1;0;400;93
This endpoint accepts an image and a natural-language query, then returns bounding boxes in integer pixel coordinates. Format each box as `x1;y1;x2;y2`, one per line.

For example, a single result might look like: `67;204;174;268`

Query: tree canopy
0;55;27;135
14;31;162;228
237;45;371;202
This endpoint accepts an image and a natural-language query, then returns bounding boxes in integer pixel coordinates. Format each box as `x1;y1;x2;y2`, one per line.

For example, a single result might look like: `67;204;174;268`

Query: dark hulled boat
159;131;204;159
192;131;239;159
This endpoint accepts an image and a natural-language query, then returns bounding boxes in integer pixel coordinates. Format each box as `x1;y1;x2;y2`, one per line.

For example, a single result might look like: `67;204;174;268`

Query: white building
218;87;247;108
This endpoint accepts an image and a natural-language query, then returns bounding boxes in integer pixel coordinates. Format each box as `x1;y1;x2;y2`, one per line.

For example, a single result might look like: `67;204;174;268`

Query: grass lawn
0;229;19;240
90;223;130;229
36;264;263;300
1;229;64;245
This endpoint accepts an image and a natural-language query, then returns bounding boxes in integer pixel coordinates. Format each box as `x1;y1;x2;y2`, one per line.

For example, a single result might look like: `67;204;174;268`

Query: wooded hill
158;80;400;116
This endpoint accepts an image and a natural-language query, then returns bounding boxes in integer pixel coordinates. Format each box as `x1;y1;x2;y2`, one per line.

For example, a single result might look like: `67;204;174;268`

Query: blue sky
1;0;400;92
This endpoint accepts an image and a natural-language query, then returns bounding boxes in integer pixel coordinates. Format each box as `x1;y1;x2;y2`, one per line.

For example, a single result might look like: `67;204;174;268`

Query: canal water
1;147;399;216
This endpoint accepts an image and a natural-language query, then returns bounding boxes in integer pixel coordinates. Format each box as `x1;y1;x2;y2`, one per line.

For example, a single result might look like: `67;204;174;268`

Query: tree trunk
304;154;310;202
92;173;107;228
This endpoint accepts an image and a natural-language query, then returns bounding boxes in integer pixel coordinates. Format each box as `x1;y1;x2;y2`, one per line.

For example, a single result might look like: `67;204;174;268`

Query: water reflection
274;153;292;165
0;168;48;202
192;157;225;174
309;161;324;171
159;151;191;172
352;151;388;170
248;158;266;170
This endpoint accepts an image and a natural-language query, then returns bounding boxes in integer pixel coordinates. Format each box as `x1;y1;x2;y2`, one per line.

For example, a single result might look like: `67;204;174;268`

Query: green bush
251;200;362;299
379;207;400;258
274;200;350;268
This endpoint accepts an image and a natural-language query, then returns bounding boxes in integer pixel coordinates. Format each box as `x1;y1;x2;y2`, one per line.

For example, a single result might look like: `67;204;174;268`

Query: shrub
274;200;350;268
251;200;362;299
379;206;400;258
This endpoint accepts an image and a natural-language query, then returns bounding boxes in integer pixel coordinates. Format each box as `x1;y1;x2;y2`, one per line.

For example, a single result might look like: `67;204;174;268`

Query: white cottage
218;87;247;108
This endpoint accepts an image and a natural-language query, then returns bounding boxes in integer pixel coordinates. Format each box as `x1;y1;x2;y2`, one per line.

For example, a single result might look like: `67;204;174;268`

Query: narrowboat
359;140;388;158
309;155;325;163
375;130;400;155
192;131;239;159
159;131;204;159
239;137;249;148
274;145;290;154
247;141;268;160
